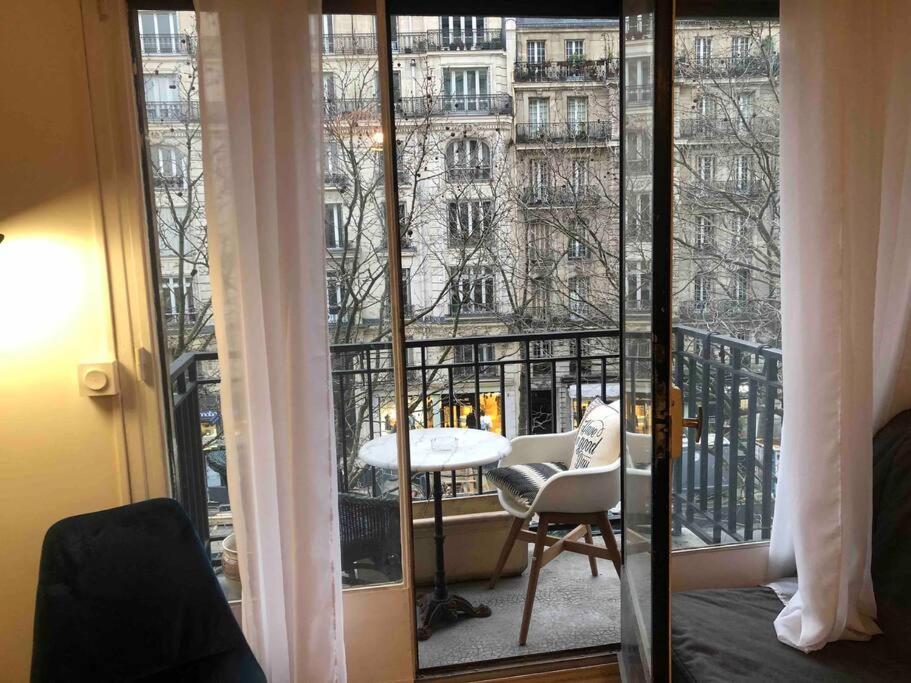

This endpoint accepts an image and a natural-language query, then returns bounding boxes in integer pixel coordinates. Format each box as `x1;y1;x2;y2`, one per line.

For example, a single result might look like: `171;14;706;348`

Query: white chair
487;428;622;645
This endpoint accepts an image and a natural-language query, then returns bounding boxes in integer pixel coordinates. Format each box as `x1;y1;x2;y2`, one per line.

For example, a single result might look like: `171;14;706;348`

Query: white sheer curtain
196;1;347;680
770;0;911;654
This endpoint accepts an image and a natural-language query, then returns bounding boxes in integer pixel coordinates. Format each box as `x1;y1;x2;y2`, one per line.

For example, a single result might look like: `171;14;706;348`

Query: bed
671;410;911;682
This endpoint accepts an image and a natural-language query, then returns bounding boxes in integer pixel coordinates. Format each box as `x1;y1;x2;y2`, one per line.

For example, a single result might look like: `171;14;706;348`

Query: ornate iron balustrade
169;326;781;551
522;184;603;206
146;100;200;124
676;54;781;79
324;98;381;118
322;33;378;55
139;33;194;55
394;29;504;53
395;94;513;118
677;115;779;140
515;121;613;144
513;59;619;83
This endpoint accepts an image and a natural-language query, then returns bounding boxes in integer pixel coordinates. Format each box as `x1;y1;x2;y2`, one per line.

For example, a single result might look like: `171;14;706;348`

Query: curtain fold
770;0;911;654
196;1;347;680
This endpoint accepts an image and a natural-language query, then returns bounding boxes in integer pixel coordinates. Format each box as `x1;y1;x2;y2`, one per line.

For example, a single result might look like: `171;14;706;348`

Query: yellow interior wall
0;0;131;678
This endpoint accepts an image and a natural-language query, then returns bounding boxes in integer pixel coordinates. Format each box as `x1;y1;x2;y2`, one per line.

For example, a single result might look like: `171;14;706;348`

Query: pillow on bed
485;462;568;507
570;398;621;469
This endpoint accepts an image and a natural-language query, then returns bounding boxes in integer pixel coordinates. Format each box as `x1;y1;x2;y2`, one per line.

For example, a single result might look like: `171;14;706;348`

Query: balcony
395;94;513;119
513;59;619;83
168;326;779;661
324;97;381;118
515;121;612;144
321;30;505;56
677;116;780;141
676;54;781;79
394;29;504;54
625;85;654;106
139;33;194;55
146;100;199;124
323;171;349;189
521;185;602;207
677;298;780;323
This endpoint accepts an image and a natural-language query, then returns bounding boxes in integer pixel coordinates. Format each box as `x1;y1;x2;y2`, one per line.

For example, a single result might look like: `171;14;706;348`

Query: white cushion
570;398;621;469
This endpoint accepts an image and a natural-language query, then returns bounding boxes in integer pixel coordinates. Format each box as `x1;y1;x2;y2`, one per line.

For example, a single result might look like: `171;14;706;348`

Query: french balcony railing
676;54;781;79
169;326;780;551
154;176;187;191
146;100;200;124
513;59;619;83
677;115;780;140
324;171;349;188
321;29;505;55
522;184;602;206
445;166;492;182
139;33;194;55
625;85;654;105
394;29;504;54
677;298;779;322
515;121;612;144
324;97;381;118
395;94;513;118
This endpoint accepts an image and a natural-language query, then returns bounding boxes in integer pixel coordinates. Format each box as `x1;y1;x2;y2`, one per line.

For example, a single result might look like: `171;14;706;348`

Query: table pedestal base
416;591;491;641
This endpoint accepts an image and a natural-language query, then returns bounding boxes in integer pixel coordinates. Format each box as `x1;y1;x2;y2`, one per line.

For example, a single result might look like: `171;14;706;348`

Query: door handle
682;406;704;444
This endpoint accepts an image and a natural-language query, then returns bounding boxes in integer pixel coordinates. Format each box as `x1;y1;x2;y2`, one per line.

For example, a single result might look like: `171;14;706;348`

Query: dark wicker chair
338;493;401;584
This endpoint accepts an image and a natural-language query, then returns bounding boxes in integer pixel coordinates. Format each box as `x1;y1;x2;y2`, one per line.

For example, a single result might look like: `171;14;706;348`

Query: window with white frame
401;268;412;313
695;214;715;250
161;276;196;322
565;39;584;60
440;15;485;47
527;40;545;63
734;154;753;191
529;158;551;200
138;11;180;54
454;343;496;377
626;261;651;311
734;268;750;302
448;200;492;245
696;95;716;119
635;191;652;231
528;97;550;135
567;96;588;135
321;15;334;52
530;277;550;318
450;266;495;314
324;203;345;249
731;35;750;60
325;140;342;181
569;276;590;316
571;159;589;191
732;213;750;244
568;225;591;259
443;68;489;111
737;91;755;123
327;270;346;322
151;146;185;190
694;272;712;307
445;138;491;181
322;73;336;102
695;36;712;65
144;73;179;104
528;221;549;263
530;339;552;359
696;155;716;182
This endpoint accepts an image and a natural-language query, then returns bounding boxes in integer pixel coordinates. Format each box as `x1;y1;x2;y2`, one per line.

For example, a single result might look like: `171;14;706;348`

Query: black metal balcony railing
677;298;779;322
324;98;381;118
669;326;782;544
154;176;186;191
146;101;200;124
678;116;780;140
515;121;612;144
396;94;513;118
169;326;781;552
676;54;781;79
522;185;602;206
324;172;349;188
394;29;504;54
139;33;194;55
625;85;654;105
445;166;492;182
321;29;505;56
513;59;619;83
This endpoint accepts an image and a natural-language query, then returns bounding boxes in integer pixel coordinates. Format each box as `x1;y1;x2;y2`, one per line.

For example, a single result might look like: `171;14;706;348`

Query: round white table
359;427;511;640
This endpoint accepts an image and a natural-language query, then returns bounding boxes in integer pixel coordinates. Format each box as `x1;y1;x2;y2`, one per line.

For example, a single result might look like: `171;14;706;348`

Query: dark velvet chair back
31;498;265;682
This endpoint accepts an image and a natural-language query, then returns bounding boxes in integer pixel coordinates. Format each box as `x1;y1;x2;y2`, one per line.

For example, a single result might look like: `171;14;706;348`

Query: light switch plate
78;362;120;397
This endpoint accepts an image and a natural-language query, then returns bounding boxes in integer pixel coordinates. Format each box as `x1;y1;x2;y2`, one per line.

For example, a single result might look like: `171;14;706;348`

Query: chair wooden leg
519;515;550;646
488;516;524;590
584;525;599;577
597;512;622;577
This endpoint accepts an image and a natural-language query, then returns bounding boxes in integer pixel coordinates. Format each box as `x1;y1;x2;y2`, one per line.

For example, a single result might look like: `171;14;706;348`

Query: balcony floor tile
417;537;621;669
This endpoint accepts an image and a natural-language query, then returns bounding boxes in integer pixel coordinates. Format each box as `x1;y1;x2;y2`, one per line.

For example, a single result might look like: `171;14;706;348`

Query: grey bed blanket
671;409;911;682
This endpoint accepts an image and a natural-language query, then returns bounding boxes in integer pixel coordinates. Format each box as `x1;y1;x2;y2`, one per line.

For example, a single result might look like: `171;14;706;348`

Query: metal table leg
416;470;491;641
